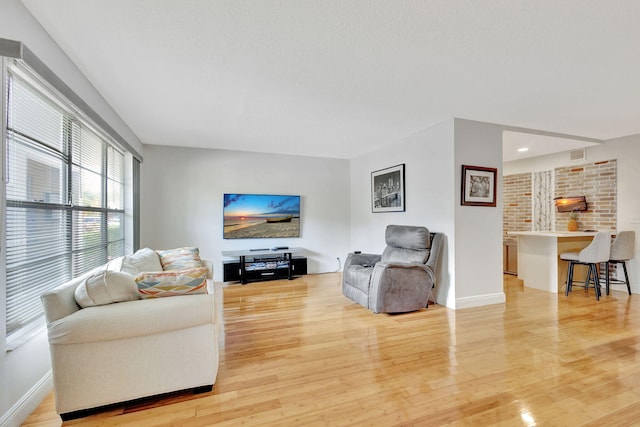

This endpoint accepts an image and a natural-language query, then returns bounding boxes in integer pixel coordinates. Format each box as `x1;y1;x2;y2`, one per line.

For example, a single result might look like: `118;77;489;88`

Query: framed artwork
461;165;497;207
372;164;405;213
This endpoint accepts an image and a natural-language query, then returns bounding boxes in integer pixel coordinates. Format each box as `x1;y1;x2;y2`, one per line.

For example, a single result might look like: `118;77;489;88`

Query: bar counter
509;231;599;293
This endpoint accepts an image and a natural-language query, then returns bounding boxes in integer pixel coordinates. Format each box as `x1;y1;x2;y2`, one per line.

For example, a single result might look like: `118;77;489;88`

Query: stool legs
622;261;631;295
565;261;600;300
605;260;632;295
565;262;575;296
590;263;601;300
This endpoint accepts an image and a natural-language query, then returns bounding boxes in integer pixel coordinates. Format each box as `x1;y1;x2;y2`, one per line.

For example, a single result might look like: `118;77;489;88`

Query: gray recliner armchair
342;225;444;313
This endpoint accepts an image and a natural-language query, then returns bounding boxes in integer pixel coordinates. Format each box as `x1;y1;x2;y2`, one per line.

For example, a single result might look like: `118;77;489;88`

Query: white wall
504;134;640;294
140;146;351;281
0;1;144;425
349;118;506;310
453;119;505;307
350;119;457;307
0;0;143;156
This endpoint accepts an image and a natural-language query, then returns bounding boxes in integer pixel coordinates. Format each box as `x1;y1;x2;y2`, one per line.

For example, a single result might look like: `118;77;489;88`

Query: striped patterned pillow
156;247;203;271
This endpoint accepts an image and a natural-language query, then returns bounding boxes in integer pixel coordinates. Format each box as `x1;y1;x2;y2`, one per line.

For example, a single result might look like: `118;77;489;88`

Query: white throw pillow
75;270;141;308
106;256;124;271
121;247;163;275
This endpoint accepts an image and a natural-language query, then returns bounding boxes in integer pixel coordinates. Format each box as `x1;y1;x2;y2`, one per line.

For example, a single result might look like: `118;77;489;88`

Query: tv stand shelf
221;247;307;284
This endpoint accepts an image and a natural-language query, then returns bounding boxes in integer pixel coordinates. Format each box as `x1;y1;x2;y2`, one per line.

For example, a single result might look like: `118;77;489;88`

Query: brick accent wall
503;173;531;244
554;159;617;232
503;159;617;244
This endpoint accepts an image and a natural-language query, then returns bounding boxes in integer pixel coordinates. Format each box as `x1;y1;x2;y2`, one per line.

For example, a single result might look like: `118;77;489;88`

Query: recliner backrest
381;225;430;264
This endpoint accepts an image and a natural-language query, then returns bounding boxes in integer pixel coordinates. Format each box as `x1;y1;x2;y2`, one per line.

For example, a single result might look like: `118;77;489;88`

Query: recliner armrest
344;253;381;270
375;261;427;269
374;261;435;283
425;232;444;280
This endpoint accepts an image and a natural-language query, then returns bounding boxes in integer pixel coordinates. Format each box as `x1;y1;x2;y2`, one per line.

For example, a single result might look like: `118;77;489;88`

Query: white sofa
41;255;223;420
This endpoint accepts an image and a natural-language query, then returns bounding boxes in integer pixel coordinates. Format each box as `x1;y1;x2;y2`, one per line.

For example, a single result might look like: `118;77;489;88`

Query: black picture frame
371;164;405;213
461;165;497;207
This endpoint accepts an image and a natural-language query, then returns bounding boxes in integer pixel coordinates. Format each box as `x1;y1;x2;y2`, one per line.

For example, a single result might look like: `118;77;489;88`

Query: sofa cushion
75;270;141;308
121;247;163;275
157;247;204;271
46;293;216;345
135;267;208;298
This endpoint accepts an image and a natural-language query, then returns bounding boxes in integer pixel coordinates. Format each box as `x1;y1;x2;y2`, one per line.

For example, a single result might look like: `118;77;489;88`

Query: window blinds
5;64;125;339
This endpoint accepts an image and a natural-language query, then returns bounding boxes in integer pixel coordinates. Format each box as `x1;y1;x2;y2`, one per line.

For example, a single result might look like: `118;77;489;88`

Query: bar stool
560;231;611;300
604;231;635;295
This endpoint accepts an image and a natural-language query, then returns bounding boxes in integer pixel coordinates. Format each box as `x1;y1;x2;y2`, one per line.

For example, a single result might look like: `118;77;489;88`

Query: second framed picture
371;164;405;213
461;164;497;207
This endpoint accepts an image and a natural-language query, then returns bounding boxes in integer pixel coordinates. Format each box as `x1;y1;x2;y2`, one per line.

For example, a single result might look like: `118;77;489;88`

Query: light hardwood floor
22;273;640;426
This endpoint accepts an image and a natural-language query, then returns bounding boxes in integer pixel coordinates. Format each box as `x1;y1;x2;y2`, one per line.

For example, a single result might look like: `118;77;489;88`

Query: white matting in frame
371;164;405;213
461;165;497;207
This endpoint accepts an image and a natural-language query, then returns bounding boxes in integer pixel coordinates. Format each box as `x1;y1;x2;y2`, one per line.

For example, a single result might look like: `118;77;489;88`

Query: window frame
3;60;128;348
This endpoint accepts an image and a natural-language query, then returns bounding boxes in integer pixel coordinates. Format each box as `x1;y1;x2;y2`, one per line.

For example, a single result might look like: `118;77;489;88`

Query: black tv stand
221;247;306;284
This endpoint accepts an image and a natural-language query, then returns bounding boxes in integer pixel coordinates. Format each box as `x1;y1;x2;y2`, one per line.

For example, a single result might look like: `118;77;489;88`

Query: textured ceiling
21;0;640;159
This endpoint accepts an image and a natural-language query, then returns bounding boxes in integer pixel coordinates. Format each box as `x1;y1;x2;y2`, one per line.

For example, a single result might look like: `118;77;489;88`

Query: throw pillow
156;246;204;271
75;270;141;308
106;256;124;271
135;267;208;299
121;247;163;275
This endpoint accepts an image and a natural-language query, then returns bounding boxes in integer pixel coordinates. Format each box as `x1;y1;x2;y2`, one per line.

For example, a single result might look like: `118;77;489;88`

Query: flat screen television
223;193;301;239
554;196;587;212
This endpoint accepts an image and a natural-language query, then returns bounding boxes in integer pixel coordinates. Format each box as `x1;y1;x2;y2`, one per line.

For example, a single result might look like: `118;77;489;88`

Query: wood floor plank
21;273;640;426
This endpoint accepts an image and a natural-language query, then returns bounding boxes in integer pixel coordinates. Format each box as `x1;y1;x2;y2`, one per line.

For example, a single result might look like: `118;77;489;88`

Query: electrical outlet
632;217;640;224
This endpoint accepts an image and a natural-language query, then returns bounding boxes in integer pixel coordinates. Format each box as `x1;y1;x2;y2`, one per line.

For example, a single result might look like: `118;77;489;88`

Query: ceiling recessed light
517;147;529;152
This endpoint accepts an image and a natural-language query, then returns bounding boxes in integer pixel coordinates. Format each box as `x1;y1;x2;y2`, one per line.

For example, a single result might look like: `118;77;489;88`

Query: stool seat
560;231;611;300
559;252;580;261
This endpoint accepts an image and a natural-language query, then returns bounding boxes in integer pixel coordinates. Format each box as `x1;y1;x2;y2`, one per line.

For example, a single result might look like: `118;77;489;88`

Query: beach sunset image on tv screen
223;193;301;239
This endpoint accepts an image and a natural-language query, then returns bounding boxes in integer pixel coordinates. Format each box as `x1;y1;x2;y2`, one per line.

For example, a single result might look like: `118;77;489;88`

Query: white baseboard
455;292;506;309
0;370;53;427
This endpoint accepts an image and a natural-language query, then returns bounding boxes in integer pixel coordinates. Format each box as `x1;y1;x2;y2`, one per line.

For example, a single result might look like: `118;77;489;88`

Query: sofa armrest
41;269;99;323
202;259;213;280
47;293;216;345
43;257;216;324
